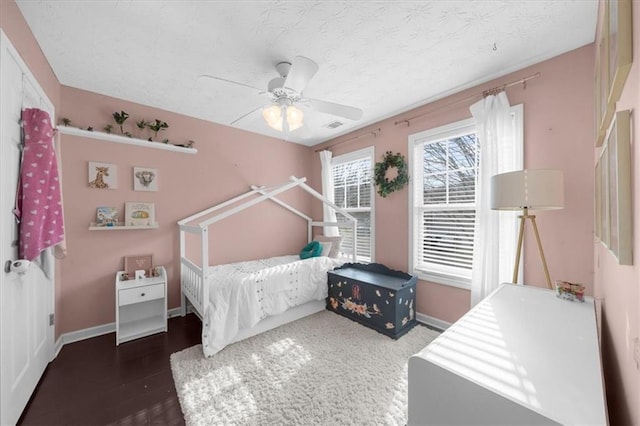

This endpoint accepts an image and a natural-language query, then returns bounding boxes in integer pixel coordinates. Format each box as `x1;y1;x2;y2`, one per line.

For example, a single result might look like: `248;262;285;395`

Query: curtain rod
394;72;541;127
313;127;382;153
313;71;541;153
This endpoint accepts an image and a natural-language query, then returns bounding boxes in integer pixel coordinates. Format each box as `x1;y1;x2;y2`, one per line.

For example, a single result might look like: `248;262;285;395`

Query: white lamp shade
491;169;564;211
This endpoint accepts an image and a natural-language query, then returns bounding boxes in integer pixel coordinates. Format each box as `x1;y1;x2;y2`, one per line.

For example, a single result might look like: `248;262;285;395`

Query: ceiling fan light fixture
286;105;304;131
286;105;303;125
263;104;304;132
267;120;283;132
262;104;281;124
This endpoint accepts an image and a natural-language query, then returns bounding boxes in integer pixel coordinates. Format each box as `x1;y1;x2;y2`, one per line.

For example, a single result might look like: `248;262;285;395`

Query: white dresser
408;284;607;425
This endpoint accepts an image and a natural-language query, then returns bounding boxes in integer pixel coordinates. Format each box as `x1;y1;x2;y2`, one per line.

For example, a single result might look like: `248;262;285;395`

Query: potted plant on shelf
147;119;168;141
112;110;130;136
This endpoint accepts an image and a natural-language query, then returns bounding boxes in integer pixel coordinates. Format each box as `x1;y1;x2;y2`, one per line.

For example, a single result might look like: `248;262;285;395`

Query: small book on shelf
124;202;155;227
96;206;118;226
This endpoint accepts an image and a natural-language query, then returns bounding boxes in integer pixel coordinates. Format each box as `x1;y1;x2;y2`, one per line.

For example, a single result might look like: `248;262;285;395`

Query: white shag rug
170;310;440;426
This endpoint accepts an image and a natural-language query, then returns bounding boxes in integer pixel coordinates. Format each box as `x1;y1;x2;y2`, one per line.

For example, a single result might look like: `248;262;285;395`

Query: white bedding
202;255;344;357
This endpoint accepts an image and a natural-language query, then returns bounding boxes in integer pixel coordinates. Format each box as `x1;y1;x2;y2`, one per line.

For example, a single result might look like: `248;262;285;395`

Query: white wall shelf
89;222;159;231
57;126;197;154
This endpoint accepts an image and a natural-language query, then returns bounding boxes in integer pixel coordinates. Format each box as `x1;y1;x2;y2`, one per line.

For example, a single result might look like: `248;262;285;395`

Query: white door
0;30;55;425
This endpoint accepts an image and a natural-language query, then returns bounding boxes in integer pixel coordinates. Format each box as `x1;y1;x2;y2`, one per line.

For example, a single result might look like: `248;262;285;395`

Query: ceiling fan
200;56;363;132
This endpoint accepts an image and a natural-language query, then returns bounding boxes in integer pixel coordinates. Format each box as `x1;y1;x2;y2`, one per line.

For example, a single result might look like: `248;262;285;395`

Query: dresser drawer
119;283;164;306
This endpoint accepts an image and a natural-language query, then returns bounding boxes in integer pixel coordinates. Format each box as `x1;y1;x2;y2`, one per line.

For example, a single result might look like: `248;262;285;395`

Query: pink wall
310;44;595;325
58;86;312;334
593;1;640;424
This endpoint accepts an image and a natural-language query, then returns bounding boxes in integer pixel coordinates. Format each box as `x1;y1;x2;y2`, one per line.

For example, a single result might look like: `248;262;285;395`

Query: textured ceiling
16;1;597;146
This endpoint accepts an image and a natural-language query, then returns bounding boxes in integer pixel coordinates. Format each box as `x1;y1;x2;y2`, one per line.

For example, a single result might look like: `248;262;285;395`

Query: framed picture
605;110;632;265
594;158;601;240
124;254;153;277
606;0;633;107
595;6;612;147
124;202;155;227
133;167;158;192
96;206;118;226
88;161;117;189
596;144;609;246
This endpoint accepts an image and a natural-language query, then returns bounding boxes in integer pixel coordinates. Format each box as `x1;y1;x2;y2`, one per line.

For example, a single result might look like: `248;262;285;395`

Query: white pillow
314;235;342;258
319;242;333;257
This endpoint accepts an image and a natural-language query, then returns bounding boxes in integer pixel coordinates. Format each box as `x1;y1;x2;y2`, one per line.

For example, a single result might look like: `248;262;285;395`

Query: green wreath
374;151;409;198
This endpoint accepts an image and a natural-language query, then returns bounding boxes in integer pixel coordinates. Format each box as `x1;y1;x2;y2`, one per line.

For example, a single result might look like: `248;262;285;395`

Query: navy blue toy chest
327;263;417;339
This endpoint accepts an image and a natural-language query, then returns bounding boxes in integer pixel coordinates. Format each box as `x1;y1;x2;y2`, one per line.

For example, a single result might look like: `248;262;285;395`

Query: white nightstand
115;266;167;345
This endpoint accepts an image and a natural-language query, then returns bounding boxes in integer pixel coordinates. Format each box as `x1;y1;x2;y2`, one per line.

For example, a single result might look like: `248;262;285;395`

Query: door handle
4;259;30;274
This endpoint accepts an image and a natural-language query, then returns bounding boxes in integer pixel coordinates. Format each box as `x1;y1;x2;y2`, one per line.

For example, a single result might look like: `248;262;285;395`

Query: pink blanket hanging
15;108;65;261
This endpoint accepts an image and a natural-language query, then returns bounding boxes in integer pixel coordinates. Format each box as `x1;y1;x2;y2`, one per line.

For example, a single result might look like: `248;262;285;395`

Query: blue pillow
299;241;322;259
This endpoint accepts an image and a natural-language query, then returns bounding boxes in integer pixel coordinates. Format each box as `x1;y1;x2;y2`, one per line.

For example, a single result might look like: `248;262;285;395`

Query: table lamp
490;169;564;289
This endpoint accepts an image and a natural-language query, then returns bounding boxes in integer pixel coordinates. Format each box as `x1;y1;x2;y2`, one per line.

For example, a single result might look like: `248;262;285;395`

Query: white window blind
332;148;374;262
418;132;478;278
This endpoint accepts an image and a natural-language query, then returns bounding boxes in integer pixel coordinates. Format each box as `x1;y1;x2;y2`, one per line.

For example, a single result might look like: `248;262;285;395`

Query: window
409;106;522;288
332;147;374;262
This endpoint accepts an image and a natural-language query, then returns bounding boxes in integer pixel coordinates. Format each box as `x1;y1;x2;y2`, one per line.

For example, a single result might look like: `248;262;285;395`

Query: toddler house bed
178;176;357;357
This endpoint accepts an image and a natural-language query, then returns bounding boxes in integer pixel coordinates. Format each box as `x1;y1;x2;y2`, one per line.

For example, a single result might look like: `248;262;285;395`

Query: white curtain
319;150;339;237
469;92;519;306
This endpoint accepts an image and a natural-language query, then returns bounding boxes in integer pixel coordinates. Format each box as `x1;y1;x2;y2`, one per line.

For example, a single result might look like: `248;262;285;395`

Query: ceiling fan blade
307;98;363;121
283;56;319;93
230;105;265;125
198;74;263;92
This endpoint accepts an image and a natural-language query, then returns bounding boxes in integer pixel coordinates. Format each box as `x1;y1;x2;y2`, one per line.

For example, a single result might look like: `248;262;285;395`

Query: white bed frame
177;176;357;342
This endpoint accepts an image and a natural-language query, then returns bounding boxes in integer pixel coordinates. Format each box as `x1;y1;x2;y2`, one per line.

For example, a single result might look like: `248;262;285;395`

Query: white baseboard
53;307;183;358
416;312;451;331
167;307;182;318
62;321;116;346
53;336;64;359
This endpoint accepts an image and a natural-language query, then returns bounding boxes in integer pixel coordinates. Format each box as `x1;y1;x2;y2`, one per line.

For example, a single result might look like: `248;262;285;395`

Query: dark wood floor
18;314;202;426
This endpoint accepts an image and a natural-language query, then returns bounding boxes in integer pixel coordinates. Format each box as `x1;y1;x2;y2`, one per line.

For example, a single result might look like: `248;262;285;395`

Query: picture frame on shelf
96;206;118;227
124;202;155;227
88;161;117;189
606;0;633;107
605;110;632;265
133;167;158;192
124;254;153;277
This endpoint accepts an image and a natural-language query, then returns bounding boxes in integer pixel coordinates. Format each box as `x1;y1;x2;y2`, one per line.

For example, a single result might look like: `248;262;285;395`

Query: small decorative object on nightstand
115;266;167;345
